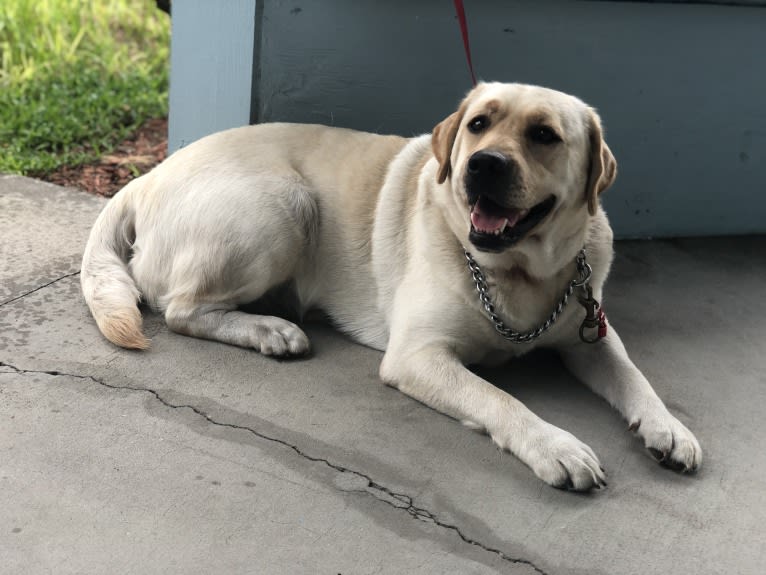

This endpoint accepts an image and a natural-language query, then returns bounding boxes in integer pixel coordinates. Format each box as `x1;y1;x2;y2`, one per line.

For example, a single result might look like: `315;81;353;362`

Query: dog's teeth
499;218;509;233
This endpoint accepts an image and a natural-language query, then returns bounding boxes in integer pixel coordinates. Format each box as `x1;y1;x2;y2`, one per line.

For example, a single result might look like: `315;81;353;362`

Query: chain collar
464;248;603;344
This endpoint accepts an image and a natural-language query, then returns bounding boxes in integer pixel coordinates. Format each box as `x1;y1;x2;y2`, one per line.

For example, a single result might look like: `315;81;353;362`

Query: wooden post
168;0;260;152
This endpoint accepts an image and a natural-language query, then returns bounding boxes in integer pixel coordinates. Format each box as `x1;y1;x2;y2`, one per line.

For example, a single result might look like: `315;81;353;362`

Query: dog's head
431;83;616;263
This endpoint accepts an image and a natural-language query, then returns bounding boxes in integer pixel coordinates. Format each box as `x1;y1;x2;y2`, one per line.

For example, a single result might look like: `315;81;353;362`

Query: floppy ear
585;109;617;216
432;105;466;185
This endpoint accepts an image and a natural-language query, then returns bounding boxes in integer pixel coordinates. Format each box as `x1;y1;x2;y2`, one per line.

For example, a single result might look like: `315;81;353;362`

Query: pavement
1;173;765;575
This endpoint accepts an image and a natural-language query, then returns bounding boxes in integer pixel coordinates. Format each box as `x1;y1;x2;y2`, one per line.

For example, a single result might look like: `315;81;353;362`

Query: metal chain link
464;248;592;344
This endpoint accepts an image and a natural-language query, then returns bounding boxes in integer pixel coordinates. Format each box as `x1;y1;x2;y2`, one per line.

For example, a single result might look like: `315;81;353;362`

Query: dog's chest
459;271;578;363
486;269;565;325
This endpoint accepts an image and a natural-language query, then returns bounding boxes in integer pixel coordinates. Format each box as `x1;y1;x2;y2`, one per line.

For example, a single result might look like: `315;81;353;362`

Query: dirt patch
42;118;167;198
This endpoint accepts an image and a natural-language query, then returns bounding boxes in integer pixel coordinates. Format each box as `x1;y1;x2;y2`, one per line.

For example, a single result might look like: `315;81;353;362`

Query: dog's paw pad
648;447;666;462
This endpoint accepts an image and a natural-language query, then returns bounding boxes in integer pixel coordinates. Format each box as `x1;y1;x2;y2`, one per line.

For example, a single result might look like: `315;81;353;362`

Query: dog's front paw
496;423;607;491
629;408;701;473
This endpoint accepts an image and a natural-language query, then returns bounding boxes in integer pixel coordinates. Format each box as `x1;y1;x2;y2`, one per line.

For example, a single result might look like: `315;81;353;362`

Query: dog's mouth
468;195;556;252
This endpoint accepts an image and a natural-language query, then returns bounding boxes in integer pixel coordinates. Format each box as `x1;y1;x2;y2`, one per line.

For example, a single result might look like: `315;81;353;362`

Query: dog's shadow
473;349;573;395
470;349;623;437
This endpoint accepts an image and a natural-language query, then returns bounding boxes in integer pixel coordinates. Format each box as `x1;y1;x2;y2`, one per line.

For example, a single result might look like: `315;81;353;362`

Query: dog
81;82;701;490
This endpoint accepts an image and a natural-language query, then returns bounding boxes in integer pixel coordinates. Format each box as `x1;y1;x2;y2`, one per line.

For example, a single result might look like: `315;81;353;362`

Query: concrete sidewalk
1;174;764;575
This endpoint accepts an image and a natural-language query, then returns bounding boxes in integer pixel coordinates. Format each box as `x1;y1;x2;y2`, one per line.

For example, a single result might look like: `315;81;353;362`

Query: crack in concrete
0;360;549;575
0;271;81;307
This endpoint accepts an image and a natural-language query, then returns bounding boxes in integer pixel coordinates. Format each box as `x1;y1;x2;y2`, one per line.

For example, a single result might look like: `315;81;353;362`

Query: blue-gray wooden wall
169;0;766;239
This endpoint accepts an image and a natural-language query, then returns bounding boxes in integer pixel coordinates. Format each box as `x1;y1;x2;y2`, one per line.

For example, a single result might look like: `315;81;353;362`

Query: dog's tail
80;177;150;350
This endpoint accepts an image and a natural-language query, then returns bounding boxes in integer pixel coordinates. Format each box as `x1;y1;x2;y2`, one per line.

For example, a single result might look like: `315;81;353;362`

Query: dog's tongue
470;198;526;233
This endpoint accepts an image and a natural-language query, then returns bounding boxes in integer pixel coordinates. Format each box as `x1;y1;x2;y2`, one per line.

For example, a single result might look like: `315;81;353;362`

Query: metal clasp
577;284;607;344
573;249;592;287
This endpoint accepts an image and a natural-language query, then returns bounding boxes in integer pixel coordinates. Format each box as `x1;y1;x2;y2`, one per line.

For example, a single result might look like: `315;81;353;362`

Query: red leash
454;0;477;86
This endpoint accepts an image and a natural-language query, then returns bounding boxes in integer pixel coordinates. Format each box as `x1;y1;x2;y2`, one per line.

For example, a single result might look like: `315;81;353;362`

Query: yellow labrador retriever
81;82;701;490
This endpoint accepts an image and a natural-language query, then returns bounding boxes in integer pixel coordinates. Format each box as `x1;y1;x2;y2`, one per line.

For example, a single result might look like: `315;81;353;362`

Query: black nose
467;150;509;177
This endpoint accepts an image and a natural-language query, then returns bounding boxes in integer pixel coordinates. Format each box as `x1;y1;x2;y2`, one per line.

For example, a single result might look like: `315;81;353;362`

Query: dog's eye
467;116;490;134
527;125;562;145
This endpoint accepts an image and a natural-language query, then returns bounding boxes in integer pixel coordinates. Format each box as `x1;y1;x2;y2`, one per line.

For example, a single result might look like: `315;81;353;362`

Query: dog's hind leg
152;177;318;357
165;302;310;356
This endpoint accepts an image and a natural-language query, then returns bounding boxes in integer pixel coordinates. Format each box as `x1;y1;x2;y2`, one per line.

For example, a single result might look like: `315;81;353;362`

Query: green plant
0;0;169;175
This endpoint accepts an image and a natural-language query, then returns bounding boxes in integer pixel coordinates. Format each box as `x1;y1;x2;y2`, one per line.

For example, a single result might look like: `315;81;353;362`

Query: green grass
0;0;169;175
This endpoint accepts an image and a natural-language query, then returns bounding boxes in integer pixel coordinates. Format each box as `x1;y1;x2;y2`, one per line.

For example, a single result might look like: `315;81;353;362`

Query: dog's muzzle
464;150;555;252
